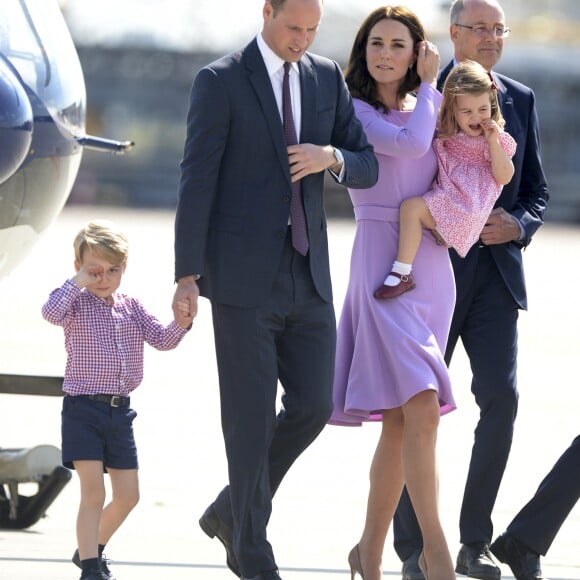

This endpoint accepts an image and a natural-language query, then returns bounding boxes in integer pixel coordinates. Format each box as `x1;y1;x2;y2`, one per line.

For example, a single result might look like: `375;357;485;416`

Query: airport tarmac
0;206;578;580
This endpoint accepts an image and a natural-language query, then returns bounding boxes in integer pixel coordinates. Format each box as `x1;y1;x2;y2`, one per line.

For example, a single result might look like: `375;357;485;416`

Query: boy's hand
73;265;104;289
174;298;192;329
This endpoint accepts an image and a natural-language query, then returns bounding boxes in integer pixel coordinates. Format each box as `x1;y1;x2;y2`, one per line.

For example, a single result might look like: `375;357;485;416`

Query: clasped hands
172;275;199;326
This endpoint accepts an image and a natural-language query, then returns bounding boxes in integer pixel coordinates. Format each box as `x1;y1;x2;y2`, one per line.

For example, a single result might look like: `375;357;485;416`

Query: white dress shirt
257;32;301;140
256;32;344;181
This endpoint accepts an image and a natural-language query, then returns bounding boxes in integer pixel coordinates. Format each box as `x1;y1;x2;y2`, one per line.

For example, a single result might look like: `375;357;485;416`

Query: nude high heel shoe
348;544;365;579
418;551;429;580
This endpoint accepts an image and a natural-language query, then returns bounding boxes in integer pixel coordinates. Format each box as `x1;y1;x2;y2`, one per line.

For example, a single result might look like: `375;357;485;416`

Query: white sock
384;260;412;286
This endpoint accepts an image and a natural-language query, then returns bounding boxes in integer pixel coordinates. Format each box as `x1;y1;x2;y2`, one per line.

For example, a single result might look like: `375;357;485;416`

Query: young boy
42;220;191;580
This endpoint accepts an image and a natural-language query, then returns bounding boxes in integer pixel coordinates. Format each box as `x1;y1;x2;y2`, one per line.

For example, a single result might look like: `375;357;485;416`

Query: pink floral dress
423;131;516;257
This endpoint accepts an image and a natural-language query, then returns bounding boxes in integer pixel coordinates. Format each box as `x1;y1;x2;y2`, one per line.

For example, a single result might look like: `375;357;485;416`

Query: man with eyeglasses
392;1;550;580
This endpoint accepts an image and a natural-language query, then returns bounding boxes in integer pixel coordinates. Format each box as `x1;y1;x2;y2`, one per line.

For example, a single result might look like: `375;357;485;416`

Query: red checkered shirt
42;279;188;396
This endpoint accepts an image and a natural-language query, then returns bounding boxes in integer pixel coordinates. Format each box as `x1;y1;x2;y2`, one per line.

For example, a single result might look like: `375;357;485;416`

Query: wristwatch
329;146;344;172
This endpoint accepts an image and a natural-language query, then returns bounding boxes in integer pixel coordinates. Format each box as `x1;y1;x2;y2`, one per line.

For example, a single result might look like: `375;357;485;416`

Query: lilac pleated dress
330;83;457;426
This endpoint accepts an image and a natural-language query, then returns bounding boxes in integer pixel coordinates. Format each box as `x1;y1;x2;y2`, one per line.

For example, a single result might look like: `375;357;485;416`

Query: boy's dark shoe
241;571;282;580
490;533;546;580
73;549;116;580
79;571;107;580
99;556;115;580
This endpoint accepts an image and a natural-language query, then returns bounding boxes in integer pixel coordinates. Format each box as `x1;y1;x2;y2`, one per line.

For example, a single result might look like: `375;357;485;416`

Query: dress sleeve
499;130;517;158
354;83;442;159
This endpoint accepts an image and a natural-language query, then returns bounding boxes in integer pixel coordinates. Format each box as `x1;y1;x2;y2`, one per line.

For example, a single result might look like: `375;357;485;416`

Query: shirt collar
256;33;300;78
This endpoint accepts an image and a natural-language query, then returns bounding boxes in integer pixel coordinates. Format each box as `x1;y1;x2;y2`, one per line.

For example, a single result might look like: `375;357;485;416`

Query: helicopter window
1;0;84;124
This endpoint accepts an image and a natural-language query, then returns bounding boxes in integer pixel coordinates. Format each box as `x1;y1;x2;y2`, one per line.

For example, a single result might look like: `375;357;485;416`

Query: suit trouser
506;435;580;555
394;246;519;558
209;234;336;577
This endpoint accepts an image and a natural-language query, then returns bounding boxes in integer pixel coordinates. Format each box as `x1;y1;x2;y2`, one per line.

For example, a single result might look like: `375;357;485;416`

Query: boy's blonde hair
439;60;505;139
74;220;129;265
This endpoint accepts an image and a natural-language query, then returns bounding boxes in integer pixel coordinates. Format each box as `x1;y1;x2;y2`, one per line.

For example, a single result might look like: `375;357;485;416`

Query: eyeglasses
454;23;511;38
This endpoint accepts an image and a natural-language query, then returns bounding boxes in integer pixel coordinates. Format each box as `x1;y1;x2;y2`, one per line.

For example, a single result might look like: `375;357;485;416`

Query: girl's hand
481;118;501;143
416;41;440;87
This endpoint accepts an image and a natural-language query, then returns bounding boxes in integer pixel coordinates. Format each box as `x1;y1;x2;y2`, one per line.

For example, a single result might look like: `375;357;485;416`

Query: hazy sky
61;0;445;52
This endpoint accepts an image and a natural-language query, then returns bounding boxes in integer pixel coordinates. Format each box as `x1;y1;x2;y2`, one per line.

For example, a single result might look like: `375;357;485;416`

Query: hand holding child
174;298;193;329
172;275;199;323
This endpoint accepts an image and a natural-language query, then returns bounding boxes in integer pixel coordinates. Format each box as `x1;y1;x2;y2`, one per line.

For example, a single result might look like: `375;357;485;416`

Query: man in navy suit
490;435;580;579
393;1;550;579
172;1;378;578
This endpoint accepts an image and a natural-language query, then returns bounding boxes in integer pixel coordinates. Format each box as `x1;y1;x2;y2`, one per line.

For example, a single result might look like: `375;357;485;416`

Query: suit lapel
493;73;514;117
298;56;317;147
244;40;291;181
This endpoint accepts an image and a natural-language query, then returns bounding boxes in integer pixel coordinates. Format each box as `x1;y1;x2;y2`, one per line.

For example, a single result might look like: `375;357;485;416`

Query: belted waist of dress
354;205;400;223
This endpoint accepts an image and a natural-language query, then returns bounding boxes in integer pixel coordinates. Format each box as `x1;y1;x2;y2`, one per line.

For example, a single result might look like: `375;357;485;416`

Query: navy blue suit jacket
175;38;378;307
438;61;549;309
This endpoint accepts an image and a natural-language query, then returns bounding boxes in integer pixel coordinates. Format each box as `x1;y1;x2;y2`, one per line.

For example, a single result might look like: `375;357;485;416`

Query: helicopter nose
0;59;33;185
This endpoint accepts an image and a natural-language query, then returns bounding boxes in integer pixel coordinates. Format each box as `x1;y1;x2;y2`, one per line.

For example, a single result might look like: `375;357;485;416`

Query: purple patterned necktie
282;62;309;255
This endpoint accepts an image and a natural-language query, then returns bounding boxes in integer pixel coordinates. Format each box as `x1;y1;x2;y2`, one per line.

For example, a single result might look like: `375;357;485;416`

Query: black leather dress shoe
402;548;426;580
241;571;282;580
199;504;240;577
456;543;501;580
490;533;547;580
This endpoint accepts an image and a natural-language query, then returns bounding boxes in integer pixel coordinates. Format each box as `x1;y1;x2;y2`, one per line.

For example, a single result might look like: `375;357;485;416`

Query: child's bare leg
98;468;140;545
75;460;106;561
397;196;436;265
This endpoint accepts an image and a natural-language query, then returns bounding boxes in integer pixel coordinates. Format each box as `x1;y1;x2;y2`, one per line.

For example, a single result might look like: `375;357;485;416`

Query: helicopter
0;0;133;529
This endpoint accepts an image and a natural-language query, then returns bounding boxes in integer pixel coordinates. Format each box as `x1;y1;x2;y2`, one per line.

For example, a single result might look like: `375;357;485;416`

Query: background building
59;0;580;220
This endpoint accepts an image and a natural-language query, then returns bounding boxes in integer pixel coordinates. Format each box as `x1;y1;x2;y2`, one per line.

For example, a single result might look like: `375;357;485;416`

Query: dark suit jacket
175;38;378;308
438;61;549;309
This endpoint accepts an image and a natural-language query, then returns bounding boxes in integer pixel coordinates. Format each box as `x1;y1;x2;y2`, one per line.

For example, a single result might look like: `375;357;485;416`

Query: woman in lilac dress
330;6;456;580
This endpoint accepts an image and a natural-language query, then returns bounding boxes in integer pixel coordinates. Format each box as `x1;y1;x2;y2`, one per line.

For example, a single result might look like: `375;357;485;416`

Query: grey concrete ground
0;206;578;580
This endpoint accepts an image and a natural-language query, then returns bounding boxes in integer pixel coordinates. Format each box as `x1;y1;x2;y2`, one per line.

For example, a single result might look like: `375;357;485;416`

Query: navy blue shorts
61;395;138;470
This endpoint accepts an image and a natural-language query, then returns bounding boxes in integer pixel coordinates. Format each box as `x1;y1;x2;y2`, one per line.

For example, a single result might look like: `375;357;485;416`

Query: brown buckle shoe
374;272;416;299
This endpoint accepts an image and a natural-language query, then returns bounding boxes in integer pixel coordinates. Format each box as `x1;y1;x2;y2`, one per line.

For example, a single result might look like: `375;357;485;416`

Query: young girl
42;220;191;580
375;59;516;299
